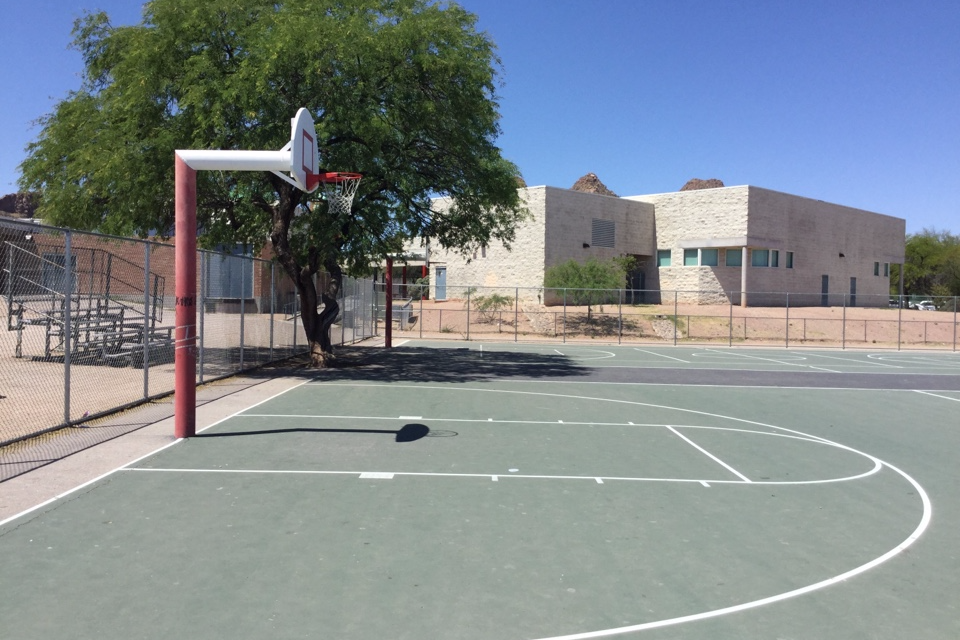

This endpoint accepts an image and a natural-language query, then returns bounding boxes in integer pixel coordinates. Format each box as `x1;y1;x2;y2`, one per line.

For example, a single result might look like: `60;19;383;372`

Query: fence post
63;231;72;424
239;257;245;370
785;293;790;348
198;251;205;382
515;287;519;343
269;262;275;363
563;289;567;344
293;290;298;351
143;242;150;399
5;247;11;326
954;297;957;352
342;276;348;346
618;288;622;344
842;293;846;349
419;284;424;339
728;296;733;347
673;290;678;346
466;287;471;341
897;298;901;351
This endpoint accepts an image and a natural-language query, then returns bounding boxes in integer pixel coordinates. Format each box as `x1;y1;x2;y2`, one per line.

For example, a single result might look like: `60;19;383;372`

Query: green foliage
19;0;524;279
543;255;635;317
470;292;513;322
900;229;960;297
410;274;429;300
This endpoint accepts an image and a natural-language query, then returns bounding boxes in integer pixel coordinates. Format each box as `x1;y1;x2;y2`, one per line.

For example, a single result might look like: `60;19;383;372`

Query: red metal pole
174;155;197;438
385;257;393;348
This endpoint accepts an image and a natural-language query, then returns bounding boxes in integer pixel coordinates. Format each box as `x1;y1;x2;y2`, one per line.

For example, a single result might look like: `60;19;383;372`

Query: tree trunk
266;180;343;368
297;274;340;368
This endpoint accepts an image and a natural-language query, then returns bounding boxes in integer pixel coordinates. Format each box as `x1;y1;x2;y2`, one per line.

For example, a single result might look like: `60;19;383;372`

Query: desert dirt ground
393;298;959;349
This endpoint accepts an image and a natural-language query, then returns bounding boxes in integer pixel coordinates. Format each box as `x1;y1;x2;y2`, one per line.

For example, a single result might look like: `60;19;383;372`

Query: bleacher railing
0;219;375;457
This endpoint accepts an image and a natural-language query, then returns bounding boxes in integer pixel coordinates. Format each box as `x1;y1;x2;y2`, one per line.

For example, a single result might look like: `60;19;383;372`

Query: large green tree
19;0;524;365
896;229;960;299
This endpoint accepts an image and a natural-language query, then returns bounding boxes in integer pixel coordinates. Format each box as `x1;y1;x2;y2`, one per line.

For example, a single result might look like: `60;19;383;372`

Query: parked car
915;300;936;311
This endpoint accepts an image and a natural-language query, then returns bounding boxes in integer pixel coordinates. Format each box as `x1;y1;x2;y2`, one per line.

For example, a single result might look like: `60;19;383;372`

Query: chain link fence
382;284;959;351
1;219;375;476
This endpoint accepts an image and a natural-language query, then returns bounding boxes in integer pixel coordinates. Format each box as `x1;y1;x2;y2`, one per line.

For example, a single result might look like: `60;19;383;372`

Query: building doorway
434;266;447;300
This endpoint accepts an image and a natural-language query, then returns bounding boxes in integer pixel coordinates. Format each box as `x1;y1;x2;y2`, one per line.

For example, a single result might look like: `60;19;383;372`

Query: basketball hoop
308;171;362;215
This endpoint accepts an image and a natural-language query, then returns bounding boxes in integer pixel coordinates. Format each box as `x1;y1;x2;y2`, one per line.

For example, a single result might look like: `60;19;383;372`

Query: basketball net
311;172;362;216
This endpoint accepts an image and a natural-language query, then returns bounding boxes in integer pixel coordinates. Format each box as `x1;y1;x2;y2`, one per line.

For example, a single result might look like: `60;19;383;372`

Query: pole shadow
197;423;439;442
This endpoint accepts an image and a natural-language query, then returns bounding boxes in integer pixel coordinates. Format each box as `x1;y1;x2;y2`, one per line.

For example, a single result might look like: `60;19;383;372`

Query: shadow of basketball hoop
197;423;454;443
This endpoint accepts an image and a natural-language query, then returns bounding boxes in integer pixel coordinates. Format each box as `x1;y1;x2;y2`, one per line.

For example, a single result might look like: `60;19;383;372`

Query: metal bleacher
3;240;173;367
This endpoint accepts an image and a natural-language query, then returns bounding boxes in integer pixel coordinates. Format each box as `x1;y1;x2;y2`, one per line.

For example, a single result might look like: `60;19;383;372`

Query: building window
874;262;880;276
725;249;743;267
884;263;889;277
591;219;615;248
771;250;779;268
701;248;719;266
786;251;794;269
657;250;671;267
683;249;699;266
751;249;770;267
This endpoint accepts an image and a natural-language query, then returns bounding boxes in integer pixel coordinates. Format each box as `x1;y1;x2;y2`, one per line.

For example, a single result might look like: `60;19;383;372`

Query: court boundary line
3;370;938;638
123;463;882;486
914;390;960;403
531;456;931;640
0;376;316;529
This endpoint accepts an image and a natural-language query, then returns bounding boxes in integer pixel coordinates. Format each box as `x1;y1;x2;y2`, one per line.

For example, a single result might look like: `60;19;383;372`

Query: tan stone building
400;184;905;307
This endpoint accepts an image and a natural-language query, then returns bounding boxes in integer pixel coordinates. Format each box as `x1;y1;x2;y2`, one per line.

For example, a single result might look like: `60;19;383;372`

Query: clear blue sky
2;1;957;234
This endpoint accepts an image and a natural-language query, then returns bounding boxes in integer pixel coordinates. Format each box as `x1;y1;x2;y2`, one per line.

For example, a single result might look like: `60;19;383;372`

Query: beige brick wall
744;187;904;303
628;186;905;306
627;186;750;299
412;184;905;307
427;187;655;301
426;188;547;300
543;186;655;270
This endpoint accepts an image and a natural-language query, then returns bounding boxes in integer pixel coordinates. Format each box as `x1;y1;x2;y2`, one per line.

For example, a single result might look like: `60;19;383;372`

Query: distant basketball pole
172;109;360;438
385;257;393;349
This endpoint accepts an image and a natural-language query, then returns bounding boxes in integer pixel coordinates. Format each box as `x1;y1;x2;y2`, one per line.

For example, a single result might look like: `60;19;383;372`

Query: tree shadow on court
197;423;442;442
258;344;592;384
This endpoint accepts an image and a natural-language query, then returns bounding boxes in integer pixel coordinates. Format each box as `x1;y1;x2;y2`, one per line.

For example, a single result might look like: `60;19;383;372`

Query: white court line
914;390;960;403
122;466;881;486
0;376;317;529
531;456;931;640
537;379;960;391
239;414;676;428
554;349;564;356
634;348;689;363
803;352;902;369
667;426;751;482
705;348;840;373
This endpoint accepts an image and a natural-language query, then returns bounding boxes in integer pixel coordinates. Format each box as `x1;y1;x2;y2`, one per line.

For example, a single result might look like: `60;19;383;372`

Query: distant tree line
893;229;960;298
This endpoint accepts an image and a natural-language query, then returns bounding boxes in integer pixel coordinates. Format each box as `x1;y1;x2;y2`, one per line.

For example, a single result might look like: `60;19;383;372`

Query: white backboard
290;108;319;192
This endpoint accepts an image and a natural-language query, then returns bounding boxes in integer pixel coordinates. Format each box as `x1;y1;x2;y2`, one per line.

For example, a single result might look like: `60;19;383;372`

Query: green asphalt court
2;341;959;639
